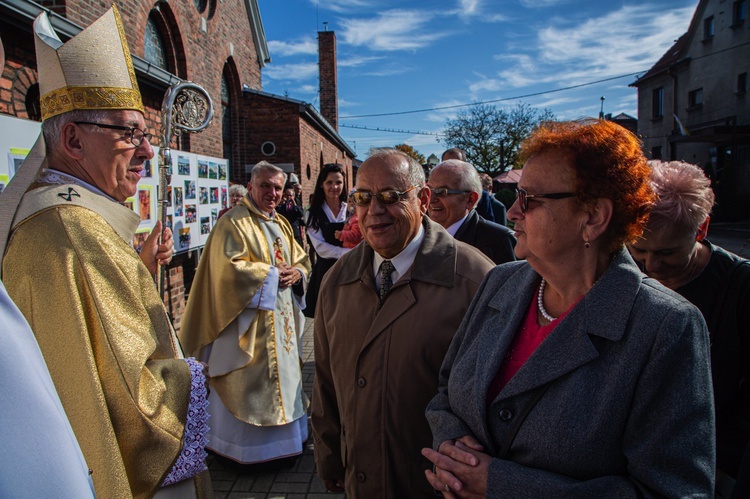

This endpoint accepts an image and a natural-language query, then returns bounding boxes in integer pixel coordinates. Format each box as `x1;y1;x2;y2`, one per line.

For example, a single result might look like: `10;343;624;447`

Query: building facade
631;0;750;221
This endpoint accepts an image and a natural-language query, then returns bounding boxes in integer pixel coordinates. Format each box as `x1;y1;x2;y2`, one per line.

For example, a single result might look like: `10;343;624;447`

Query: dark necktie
379;260;394;302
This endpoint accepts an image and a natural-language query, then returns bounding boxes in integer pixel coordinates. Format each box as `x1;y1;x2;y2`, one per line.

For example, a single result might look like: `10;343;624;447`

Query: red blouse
485;285;576;407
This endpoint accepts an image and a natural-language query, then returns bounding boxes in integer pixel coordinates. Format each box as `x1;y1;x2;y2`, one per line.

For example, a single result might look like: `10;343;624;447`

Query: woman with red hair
423;119;715;496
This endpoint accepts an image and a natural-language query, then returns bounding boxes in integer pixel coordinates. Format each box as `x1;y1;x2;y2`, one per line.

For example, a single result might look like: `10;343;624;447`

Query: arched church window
144;15;168;71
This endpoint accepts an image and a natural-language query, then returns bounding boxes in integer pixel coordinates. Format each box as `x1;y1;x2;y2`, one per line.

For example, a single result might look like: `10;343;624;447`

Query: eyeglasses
74;121;153;147
431;187;471;198
351;186;417;206
515;188;577;213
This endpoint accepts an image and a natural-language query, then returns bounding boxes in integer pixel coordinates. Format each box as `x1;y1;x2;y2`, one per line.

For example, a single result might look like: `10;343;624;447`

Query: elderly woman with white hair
218;183;248;218
628;160;750;498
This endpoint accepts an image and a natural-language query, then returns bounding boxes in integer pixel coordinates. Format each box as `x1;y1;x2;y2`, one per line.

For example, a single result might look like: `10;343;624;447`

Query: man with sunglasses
1;8;212;498
428;160;516;265
312;148;494;497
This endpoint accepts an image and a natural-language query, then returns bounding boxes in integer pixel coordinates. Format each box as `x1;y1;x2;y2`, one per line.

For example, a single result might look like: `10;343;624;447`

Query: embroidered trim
41;86;144;121
161;358;209;487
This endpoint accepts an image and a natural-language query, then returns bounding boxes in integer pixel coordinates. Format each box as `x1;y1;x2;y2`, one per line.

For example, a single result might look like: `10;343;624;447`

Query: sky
256;0;698;161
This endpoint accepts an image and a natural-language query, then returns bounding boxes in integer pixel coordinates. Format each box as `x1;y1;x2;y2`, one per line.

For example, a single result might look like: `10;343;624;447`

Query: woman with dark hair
422;119;715;496
304;163;351;317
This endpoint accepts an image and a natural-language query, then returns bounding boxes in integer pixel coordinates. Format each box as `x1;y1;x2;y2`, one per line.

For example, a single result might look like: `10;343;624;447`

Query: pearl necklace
537;278;557;323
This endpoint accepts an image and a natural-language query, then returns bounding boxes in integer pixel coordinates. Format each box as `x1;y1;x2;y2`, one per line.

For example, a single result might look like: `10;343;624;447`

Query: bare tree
442;102;554;176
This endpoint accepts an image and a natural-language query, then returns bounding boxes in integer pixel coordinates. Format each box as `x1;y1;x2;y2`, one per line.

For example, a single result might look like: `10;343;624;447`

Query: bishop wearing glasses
311;148;494;497
0;7;212;498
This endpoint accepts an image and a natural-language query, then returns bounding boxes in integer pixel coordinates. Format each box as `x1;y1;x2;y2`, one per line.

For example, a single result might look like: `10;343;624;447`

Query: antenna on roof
323;21;328;31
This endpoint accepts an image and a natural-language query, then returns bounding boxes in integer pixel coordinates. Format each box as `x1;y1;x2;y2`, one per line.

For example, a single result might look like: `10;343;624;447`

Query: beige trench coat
312;217;494;498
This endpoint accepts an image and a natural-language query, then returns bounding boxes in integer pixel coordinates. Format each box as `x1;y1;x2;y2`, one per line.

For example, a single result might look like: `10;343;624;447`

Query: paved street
208;318;341;499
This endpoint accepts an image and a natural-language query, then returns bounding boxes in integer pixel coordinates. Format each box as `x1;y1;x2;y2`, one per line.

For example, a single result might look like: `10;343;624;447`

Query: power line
340;71;644;119
339;123;444;136
339;40;750;121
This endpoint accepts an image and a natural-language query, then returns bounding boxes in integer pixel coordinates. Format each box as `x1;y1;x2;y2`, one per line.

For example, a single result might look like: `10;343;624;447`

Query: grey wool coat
426;249;716;498
312;217;494;498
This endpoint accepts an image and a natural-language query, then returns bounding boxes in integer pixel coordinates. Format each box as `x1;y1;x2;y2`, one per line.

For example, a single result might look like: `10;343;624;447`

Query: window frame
652;86;664;119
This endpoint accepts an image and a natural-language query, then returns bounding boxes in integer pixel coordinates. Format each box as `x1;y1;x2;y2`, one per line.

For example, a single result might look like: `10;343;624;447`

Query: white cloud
473;4;694;92
264;62;319;82
309;0;373;14
267;38;317;57
450;0;508;22
338;55;384;68
339;10;446;51
297;84;318;94
519;0;571;7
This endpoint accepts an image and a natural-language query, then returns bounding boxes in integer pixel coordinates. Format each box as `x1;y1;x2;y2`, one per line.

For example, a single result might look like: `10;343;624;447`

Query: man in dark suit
428;160;516;265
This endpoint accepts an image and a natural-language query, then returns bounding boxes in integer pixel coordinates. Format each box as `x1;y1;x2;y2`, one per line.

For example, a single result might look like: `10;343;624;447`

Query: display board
0;114;228;254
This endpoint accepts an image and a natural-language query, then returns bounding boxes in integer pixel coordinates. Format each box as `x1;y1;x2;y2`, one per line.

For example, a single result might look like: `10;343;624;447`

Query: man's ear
696;216;710;241
418;186;431;214
467;191;480;210
59;122;85;160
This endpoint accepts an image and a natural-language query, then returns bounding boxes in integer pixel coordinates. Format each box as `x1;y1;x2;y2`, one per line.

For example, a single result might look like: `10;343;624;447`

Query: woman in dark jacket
303;163;350;317
423;120;715;497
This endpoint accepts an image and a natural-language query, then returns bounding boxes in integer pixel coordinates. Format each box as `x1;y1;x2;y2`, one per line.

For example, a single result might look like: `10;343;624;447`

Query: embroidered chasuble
180;197;311;428
2;172;212;499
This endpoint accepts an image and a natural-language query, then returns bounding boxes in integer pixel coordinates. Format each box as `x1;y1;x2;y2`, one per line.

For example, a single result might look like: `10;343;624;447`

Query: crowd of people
0;7;747;499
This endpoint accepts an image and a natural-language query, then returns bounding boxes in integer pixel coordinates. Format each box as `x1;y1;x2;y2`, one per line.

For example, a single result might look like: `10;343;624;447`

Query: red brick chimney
318;29;338;131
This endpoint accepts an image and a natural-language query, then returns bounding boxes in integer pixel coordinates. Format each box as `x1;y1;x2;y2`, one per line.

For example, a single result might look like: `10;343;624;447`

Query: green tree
441;102;554;176
394;143;426;165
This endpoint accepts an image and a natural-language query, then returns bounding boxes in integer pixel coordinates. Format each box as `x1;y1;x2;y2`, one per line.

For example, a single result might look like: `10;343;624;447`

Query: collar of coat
333;216;459;289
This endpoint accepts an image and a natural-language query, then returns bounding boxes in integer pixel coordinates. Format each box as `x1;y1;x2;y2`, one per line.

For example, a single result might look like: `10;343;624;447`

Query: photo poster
133;228;150;254
125;147;228;254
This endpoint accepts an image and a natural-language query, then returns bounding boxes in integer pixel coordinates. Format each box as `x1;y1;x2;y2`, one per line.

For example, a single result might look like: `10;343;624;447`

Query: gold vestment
3;179;211;499
180;197;311;426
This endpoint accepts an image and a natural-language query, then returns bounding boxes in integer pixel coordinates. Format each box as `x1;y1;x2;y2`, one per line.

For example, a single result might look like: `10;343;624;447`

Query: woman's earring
584;239;591;249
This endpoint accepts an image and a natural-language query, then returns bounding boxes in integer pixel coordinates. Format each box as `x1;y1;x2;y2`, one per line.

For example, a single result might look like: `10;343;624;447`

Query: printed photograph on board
177;155;190;176
210;187;219;204
185;204;197;223
185;180;196;199
218;163;227;181
200;217;210;235
178;227;191;249
173;187;183;216
221;186;228;209
133;230;149;254
198;159;208;178
211;208;218;226
138;186;152;221
208;161;218;179
199;187;208;205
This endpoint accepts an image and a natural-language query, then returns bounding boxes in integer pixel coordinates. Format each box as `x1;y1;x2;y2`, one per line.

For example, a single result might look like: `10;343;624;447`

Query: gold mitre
34;5;144;121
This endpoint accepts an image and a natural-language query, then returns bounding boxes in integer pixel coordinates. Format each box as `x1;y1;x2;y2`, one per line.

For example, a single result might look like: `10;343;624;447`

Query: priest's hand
140;221;174;276
277;262;302;289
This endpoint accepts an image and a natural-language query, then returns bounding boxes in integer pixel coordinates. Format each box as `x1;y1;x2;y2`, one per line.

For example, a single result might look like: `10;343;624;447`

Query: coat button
499;408;513;421
357;472;366;482
357;377;366;388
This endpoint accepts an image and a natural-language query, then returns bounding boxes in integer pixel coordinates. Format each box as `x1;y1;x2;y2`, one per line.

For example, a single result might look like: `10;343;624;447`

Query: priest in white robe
180;161;311;464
